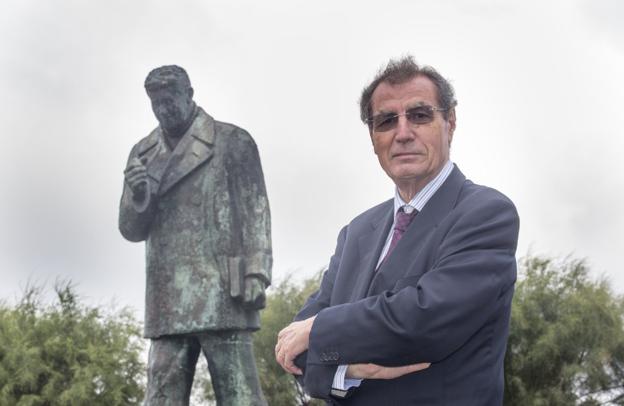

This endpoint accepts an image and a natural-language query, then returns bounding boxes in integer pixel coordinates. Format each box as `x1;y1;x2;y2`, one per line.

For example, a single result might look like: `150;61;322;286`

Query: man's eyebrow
374;101;428;115
374;109;396;115
405;101;428;108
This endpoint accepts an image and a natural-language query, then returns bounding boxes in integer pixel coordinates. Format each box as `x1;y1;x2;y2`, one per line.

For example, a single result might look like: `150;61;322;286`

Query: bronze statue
119;65;271;405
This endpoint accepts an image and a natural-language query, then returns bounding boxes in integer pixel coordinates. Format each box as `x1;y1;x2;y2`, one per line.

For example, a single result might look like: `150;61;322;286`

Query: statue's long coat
119;108;272;338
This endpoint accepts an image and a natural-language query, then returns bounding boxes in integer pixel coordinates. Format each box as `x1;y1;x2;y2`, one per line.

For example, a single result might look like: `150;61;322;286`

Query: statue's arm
229;130;272;289
118;145;156;242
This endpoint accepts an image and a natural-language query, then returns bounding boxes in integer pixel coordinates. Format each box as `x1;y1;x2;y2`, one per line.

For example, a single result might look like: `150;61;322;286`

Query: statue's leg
199;330;267;406
144;335;201;406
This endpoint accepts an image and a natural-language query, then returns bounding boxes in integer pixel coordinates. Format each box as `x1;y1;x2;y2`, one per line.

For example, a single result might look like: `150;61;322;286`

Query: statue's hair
359;56;457;124
144;65;191;93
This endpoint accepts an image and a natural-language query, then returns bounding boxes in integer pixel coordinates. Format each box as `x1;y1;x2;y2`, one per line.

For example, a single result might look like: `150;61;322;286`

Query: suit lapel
367;166;467;294
157;108;215;196
350;201;394;301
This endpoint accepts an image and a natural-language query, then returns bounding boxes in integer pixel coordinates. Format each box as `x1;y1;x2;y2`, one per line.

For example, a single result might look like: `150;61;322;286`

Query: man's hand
124;157;148;199
275;316;316;375
243;277;266;309
346;362;431;380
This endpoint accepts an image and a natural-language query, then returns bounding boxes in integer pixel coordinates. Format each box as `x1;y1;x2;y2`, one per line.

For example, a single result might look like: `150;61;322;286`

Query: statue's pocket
228;257;243;300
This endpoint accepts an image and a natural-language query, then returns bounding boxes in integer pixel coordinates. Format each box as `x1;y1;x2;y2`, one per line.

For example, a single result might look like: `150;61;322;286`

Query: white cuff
332;364;362;390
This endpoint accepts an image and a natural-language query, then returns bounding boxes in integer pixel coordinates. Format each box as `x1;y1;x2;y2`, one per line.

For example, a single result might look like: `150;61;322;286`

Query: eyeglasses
366;105;448;132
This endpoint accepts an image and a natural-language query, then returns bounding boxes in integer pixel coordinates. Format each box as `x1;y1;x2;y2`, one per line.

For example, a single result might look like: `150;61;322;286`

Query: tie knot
394;207;417;233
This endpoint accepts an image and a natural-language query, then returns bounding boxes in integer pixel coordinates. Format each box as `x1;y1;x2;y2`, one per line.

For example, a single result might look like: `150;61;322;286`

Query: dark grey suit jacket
295;165;519;405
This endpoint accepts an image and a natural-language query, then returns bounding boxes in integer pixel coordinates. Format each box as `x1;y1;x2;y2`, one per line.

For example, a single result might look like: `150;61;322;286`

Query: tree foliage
0;282;145;405
189;272;325;405
3;255;623;406
252;257;624;406
505;256;624;405
253;272;325;406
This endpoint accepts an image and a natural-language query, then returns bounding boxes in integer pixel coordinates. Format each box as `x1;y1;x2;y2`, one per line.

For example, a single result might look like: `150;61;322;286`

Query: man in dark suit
275;57;519;405
119;65;271;405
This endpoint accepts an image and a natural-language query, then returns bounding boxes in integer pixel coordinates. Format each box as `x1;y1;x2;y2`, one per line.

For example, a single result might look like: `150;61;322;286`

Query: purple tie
379;207;418;267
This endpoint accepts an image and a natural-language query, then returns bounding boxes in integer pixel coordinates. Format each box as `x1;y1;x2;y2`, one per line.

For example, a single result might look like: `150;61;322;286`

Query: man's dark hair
359;56;457;124
144;65;192;93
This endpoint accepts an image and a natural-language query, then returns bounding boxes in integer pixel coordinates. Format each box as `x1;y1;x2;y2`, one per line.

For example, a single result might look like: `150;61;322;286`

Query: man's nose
394;115;414;142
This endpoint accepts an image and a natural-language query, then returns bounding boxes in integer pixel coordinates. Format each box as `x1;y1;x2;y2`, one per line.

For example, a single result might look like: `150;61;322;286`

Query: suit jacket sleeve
292;226;349;398
304;190;519;396
118;144;156;242
227;129;272;287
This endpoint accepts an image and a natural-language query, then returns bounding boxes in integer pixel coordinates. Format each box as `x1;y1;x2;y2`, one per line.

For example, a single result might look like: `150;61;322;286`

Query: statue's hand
124;157;149;199
243;277;266;309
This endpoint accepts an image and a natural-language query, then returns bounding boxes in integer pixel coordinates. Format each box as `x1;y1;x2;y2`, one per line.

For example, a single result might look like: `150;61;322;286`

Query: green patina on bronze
119;65;271;405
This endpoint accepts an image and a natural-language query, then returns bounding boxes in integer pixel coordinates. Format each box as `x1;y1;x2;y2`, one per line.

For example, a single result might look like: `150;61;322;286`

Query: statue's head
144;65;195;136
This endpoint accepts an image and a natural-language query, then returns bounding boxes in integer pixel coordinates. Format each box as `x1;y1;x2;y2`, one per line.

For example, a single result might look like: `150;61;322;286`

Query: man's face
369;75;456;195
148;84;194;135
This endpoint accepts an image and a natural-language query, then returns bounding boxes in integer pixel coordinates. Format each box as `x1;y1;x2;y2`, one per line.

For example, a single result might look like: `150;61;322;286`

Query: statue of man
119;65;271;406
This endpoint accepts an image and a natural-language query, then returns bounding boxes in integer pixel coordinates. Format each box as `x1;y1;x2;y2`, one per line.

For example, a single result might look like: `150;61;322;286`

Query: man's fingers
283;355;302;375
347;362;431;380
275;333;292;361
279;343;302;375
274;334;304;375
379;363;430;379
275;344;302;375
407;362;430;372
277;326;292;339
382;363;430;378
275;317;315;375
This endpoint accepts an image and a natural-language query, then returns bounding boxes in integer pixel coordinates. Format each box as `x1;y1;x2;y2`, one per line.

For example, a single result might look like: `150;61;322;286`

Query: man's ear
369;129;380;155
188;87;194;99
447;108;456;146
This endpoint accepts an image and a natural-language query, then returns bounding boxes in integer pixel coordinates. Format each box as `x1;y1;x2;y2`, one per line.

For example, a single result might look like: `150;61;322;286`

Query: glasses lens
406;106;435;125
370;105;439;132
372;113;398;132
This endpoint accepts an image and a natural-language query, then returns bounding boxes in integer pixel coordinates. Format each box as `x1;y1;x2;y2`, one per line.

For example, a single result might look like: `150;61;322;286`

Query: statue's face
148;84;194;136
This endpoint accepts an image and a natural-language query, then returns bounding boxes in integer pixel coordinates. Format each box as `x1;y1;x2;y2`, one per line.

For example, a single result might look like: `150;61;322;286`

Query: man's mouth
392;152;423;158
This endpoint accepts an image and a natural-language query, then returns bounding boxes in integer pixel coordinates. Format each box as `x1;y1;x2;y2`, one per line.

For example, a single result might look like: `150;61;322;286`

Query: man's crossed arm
274;315;430;380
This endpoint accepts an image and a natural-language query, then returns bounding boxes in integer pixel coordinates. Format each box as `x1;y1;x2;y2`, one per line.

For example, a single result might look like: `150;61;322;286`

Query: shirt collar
393;160;454;215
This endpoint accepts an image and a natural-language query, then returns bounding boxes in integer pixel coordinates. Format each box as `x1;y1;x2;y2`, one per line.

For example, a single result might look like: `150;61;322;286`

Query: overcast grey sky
1;0;622;314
